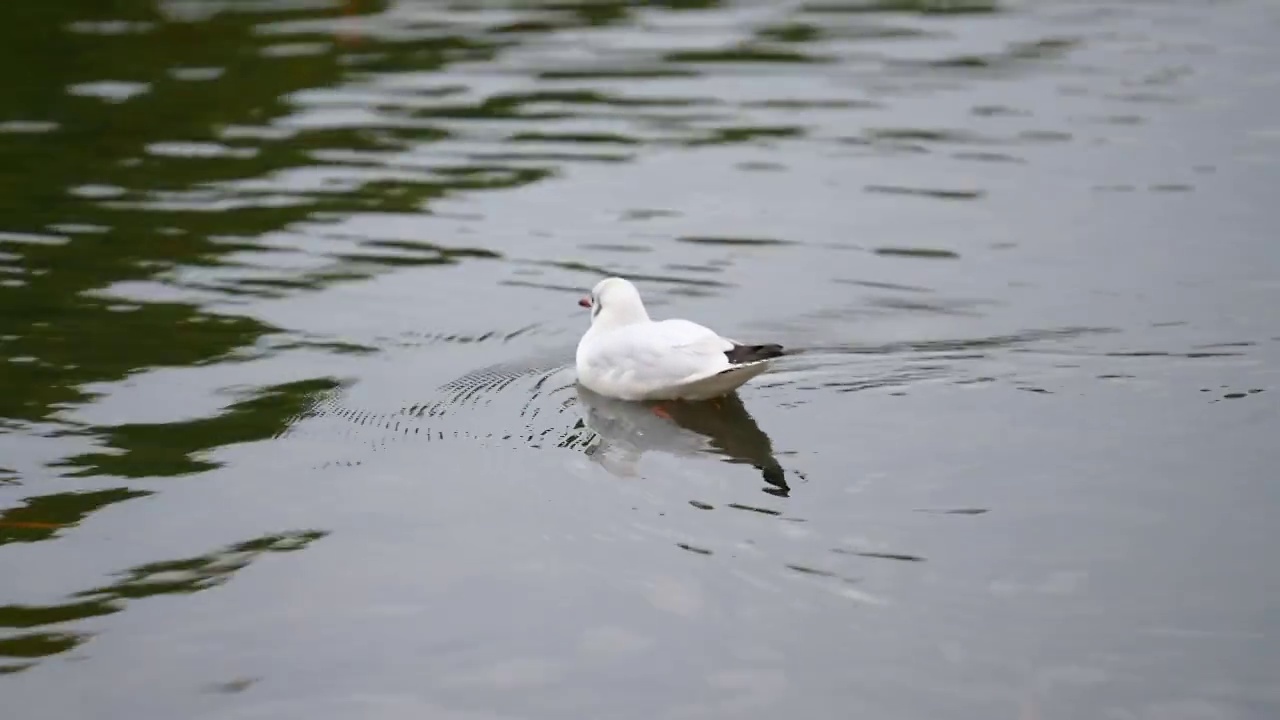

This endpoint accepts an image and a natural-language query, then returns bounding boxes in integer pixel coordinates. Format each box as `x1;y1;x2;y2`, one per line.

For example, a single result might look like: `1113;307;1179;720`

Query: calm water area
1;0;1278;718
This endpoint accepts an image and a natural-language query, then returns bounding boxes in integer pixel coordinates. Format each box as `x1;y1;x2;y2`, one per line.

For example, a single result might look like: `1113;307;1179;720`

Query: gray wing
583;319;734;392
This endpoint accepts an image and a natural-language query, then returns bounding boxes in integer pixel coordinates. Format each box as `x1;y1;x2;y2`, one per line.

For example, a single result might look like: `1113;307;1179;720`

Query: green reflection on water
58;377;342;478
0;0;366;424
0;488;153;547
0;530;327;673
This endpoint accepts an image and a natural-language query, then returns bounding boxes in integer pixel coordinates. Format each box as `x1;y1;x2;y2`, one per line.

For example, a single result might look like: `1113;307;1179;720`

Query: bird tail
724;343;785;365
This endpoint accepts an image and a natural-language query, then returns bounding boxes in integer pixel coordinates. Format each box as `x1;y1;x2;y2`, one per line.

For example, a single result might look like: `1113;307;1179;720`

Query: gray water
2;1;1279;718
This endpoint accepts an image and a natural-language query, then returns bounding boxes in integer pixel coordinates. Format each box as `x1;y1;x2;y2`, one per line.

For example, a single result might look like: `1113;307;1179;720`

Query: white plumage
574;277;784;401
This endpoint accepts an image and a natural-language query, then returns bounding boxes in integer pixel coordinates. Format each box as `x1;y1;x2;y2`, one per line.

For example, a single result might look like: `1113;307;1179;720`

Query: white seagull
575;277;784;402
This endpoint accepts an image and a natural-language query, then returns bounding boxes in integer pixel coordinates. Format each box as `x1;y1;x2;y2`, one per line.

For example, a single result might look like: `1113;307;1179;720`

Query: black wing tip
725;343;786;365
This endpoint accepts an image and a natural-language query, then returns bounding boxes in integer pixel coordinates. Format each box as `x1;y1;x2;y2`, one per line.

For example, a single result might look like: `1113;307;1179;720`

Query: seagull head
579;276;650;328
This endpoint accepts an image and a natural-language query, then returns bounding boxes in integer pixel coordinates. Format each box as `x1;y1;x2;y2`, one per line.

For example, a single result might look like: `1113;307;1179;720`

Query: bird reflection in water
574;386;790;497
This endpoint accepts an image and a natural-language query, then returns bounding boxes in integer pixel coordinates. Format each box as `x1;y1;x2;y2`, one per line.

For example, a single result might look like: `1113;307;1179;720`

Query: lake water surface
2;1;1279;718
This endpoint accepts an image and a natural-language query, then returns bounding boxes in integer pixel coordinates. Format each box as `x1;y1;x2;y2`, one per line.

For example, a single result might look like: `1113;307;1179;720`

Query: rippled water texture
2;0;1279;718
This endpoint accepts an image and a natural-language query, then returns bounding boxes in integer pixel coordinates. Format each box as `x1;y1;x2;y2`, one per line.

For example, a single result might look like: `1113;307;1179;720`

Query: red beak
578;296;591;308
